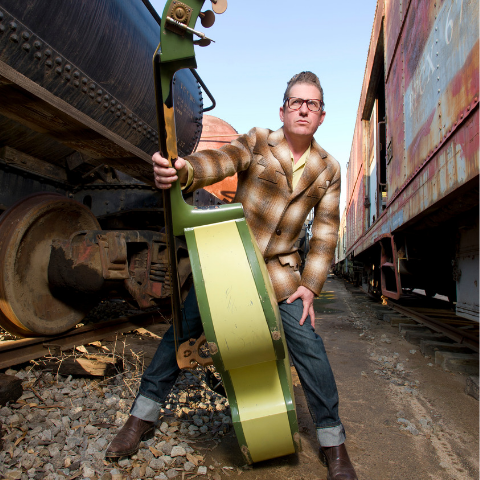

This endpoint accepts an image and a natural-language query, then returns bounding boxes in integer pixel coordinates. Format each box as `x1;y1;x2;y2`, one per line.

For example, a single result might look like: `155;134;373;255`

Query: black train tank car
0;0;218;336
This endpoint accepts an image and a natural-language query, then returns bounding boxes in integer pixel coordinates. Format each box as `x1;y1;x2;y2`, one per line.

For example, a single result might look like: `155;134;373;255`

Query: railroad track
385;299;479;353
0;309;171;370
343;281;479;352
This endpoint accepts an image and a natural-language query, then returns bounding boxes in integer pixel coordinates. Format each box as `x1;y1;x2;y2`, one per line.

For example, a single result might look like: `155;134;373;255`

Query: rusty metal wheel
0;193;101;337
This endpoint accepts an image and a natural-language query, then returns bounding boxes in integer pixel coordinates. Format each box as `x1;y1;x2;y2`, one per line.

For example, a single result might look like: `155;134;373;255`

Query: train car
0;0;225;337
336;0;479;321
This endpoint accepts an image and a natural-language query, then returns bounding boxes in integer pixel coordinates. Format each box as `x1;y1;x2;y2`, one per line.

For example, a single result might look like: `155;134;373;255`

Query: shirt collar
290;145;311;173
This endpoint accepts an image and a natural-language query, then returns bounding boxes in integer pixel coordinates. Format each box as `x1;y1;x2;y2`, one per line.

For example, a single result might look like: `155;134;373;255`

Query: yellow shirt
291;145;311;189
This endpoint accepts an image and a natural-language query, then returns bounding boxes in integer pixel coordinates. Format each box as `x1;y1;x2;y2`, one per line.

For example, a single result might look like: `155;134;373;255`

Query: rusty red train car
335;0;479;322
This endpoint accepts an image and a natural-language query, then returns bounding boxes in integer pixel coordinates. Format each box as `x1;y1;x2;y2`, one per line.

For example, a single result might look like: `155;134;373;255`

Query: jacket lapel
267;128;293;192
291;138;328;200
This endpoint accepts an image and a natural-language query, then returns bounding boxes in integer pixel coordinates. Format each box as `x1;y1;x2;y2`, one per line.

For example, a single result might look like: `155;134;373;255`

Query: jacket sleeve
300;161;341;296
183;127;258;193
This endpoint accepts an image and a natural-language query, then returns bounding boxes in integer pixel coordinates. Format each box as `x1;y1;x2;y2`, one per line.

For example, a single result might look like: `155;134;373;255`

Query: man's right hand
152;152;187;189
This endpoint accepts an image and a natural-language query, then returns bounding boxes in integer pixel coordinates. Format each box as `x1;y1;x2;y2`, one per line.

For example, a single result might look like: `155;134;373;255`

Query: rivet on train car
461;113;464;118
103;102;108;108
104;95;110;101
89;92;95;99
127;119;131;125
82;86;87;93
65;74;71;81
138;121;143;127
73;80;79;87
45;49;52;57
64;64;71;72
9;21;17;31
96;97;102;103
82;77;88;84
96;89;102;95
34;52;41;60
34;40;42;49
9;33;18;42
55;57;62;65
22;31;30;40
122;108;126;114
467;106;470;111
55;67;62;75
45;59;53;67
117;104;121;110
110;99;116;106
133;116;138;122
121;116;126;121
72;71;79;79
116;112;121;117
0;11;3;21
143;125;147;130
0;25;5;33
22;43;30;52
110;107;115;113
89;83;96;90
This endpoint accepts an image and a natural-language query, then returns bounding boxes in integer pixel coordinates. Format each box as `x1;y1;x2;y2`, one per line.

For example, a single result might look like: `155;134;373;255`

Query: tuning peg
200;10;215;28
193;38;212;47
166;16;215;43
210;0;227;14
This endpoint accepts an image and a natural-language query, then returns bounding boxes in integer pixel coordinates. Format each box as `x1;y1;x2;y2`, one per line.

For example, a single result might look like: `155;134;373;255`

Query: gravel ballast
0;355;233;480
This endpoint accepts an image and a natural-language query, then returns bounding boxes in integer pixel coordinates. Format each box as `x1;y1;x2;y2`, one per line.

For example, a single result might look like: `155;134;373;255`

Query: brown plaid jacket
185;127;341;302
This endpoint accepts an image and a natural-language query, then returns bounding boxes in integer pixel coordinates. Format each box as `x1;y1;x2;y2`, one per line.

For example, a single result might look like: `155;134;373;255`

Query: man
106;72;358;480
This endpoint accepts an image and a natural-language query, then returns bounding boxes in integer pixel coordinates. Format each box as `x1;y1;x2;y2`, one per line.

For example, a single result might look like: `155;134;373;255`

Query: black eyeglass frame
285;97;324;112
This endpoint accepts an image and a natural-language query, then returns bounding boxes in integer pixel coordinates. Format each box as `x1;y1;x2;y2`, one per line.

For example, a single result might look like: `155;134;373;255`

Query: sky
150;0;379;212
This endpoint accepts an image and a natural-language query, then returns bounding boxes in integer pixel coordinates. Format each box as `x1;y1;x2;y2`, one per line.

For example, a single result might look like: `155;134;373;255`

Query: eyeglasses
285;97;324;112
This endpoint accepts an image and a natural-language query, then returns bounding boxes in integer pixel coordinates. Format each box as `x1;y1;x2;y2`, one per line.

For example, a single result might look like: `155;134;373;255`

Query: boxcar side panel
385;0;404;78
347;0;479;258
403;0;479;186
351;106;478;256
385;27;406;201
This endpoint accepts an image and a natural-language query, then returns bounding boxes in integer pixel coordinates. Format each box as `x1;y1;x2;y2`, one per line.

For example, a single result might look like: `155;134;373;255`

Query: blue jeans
131;287;345;447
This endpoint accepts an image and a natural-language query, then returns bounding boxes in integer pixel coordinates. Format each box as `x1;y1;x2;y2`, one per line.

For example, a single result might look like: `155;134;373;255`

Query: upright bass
153;0;301;463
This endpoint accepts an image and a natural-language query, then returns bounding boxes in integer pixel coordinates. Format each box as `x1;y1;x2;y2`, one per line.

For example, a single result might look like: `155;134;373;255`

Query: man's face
280;83;326;140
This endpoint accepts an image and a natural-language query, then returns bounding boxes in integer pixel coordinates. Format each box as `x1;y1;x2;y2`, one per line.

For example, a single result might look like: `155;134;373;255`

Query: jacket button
276;229;281;235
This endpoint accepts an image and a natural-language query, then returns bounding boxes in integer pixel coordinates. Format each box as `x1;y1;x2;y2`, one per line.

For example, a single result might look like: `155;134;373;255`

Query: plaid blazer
185;127;341;302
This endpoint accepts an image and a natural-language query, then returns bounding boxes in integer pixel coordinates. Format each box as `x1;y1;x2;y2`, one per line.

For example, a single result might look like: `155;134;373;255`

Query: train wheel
0;193;101;337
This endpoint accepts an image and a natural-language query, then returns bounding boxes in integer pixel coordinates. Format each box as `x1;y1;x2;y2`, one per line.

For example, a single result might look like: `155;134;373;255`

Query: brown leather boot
319;443;358;480
105;415;155;458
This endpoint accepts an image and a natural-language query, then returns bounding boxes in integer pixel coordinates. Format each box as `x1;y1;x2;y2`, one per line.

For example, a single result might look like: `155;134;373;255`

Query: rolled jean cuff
130;394;162;423
316;424;346;447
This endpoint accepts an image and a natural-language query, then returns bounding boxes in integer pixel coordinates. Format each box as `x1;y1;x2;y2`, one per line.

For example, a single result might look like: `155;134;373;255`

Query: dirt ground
6;275;475;480
173;275;479;480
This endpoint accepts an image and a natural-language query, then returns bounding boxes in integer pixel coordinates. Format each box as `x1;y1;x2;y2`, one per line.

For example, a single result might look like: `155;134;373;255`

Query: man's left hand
286;286;316;328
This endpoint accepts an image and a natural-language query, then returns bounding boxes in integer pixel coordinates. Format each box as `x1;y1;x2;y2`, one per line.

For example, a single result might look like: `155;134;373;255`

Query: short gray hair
283;71;324;110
